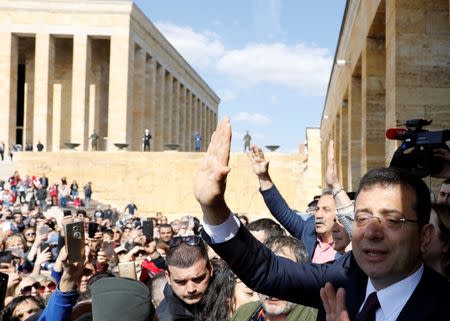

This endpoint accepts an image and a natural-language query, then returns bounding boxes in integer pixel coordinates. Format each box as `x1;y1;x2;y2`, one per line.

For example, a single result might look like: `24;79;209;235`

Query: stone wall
13;150;322;219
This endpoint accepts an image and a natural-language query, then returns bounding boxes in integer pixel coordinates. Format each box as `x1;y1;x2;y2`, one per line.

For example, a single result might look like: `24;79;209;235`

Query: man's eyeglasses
169;235;202;249
354;212;419;230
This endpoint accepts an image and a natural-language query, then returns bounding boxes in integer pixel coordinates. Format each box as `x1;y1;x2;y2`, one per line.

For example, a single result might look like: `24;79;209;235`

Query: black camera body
388;119;449;178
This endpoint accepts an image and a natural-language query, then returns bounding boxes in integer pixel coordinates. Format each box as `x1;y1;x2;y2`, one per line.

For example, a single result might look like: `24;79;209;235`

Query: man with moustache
232;235;317;321
248;144;339;263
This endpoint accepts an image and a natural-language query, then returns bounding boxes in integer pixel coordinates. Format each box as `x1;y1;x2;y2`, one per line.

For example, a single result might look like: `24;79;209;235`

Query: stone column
201;103;207;151
154;63;165;150
24;54;35;146
361;37;386;172
0;33;18;148
171;78;179;144
107;34;133;150
193;97;199;146
185;90;192;151
339;102;349;189
88;83;96;150
33;33;55;151
144;56;156;149
71;35;91;150
163;72;173;147
52;84;62;151
348;76;362;191
131;47;146;151
179;85;186;150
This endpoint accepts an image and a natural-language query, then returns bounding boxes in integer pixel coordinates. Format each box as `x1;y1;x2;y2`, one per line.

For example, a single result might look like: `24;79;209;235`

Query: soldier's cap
91;277;155;321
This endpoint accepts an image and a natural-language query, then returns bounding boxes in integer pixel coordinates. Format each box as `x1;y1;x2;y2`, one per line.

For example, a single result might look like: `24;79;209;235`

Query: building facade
0;0;219;152
321;0;450;191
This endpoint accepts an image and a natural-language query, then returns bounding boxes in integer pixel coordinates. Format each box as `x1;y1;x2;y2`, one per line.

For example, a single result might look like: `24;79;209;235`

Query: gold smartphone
64;221;85;263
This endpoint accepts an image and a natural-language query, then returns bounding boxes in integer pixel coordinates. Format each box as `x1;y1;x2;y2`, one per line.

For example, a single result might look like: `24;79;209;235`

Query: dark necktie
355;292;380;321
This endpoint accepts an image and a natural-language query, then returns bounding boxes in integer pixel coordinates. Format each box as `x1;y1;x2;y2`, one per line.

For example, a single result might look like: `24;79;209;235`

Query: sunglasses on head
20;282;44;295
169;235;202;249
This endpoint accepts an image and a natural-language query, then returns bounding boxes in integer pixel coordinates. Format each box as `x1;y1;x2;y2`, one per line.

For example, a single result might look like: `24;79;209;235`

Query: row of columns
0;32;217;152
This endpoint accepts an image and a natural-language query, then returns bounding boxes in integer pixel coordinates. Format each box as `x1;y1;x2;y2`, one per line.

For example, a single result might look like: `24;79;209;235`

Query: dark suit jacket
203;225;450;321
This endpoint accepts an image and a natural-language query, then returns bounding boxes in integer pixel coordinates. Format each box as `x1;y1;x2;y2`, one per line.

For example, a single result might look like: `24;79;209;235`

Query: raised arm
194;117;232;225
248;144;312;239
326;141;354;237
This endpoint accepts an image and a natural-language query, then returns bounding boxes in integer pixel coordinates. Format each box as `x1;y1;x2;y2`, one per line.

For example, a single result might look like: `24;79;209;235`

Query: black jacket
156;285;198;321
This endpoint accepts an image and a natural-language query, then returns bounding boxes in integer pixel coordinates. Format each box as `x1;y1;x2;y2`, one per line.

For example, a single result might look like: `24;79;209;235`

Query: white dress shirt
363;265;423;321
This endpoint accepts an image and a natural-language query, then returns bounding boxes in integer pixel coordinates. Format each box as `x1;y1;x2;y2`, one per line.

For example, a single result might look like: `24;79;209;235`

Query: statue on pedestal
143;129;152;151
243;130;252;152
89;131;99;151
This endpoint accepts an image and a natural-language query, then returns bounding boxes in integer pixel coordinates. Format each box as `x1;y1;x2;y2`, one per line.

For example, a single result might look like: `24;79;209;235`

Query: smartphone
0;251;12;264
38;225;49;236
118;261;137;280
0;272;8;310
88;222;99;238
101;241;115;259
64;221;85;263
142;220;153;241
63;209;72;217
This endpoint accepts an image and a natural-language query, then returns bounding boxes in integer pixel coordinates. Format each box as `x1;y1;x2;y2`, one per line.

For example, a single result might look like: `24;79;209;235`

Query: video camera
386;119;450;178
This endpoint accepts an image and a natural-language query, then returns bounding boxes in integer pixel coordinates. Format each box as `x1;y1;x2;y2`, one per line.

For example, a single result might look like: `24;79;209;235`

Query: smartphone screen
142;220;153;241
102;241;115;259
39;225;49;236
0;272;8;310
88;222;99;238
118;262;137;280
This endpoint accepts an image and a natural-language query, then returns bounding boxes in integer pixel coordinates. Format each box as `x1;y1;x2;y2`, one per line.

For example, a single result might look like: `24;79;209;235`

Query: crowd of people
0;117;448;321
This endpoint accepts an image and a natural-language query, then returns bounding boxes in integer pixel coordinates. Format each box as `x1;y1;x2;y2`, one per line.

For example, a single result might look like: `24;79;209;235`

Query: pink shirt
312;237;337;264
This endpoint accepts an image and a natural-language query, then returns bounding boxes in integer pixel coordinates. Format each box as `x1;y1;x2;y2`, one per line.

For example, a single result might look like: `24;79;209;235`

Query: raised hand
194;117;232;225
326;140;340;189
248;145;269;177
320;282;350;321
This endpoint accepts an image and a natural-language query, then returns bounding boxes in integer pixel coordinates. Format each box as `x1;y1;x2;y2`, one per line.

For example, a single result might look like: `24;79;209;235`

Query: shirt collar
365;264;424;320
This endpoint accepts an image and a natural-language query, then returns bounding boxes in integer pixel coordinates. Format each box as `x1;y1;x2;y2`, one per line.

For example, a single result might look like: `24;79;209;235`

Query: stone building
321;0;450;191
0;0;219;152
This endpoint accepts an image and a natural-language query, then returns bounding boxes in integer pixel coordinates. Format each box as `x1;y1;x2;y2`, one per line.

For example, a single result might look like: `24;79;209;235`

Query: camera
387;119;449;178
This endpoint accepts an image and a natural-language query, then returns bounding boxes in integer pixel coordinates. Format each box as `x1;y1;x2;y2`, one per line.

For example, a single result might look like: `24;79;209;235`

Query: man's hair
357;167;431;226
442;178;450;186
76;209;87;217
247;218;285;240
166;242;208;269
265;235;308;264
158;224;172;231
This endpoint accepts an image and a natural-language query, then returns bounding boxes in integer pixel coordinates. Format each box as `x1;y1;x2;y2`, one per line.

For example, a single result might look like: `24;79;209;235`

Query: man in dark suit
195;117;450;321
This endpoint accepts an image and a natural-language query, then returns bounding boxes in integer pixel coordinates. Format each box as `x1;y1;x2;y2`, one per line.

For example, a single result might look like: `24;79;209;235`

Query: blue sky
134;0;346;152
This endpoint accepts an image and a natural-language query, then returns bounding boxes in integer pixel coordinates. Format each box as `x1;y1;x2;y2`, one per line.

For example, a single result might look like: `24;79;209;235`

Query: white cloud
155;21;224;70
217;89;237;102
216;43;333;95
232;112;271;125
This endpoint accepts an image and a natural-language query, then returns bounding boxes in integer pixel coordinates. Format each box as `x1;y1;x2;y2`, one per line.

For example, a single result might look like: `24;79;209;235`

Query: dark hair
442;178;450;185
357;167;431;226
236;214;249;226
76;209;87;217
265;235;308;264
433;204;450;279
307;200;318;208
166;242;208;269
77;272;116;302
247;218;285;242
158;224;172;231
195;258;235;321
1;295;44;321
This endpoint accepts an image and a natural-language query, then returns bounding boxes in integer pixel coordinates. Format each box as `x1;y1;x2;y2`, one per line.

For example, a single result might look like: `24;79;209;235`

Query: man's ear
165;270;171;285
207;262;213;278
420;223;434;254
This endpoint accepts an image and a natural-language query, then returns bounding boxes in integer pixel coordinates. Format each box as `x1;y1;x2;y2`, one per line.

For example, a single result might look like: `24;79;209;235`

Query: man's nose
186;282;197;294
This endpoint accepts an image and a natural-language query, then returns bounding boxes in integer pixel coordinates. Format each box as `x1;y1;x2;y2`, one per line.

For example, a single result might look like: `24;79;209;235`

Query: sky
134;0;347;152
